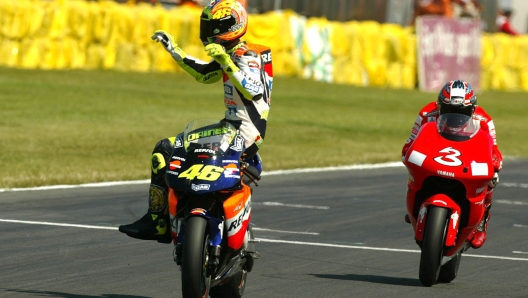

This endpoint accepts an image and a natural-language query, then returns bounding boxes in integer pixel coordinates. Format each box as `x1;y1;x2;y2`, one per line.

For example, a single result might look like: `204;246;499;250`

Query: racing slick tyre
181;216;211;298
419;206;449;287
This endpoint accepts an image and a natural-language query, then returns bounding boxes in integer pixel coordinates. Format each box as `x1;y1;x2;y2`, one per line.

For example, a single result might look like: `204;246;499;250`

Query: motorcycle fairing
168;188;179;244
170;152;242;193
183;208;224;247
166;120;245;194
223;185;252;250
414;194;461;246
405;122;494;200
404;115;494;255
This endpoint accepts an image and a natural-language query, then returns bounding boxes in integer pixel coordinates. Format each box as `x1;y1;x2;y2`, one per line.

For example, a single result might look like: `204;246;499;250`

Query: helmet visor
439;101;474;117
200;15;237;45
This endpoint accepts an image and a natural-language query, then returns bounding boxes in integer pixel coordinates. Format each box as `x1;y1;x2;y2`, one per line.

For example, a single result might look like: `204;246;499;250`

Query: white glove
488;172;499;188
152;30;187;61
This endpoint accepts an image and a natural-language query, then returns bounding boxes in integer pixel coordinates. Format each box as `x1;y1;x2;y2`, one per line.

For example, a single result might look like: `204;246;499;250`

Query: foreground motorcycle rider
402;80;503;249
119;0;273;243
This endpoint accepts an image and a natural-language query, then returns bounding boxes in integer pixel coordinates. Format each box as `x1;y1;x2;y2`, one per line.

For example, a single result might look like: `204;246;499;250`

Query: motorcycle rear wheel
181;216;211;298
438;251;462;283
209;270;247;298
419;206;448;287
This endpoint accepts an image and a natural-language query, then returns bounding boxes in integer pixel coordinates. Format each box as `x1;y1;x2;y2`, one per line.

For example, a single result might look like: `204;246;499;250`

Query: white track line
0;219;116;230
0;180;151;193
256;238;528;261
0;162;403;193
0;219;317;235
496;200;528;206
1;218;526;262
253;202;329;210
501;183;528;188
261;162;404;176
252;227;319;235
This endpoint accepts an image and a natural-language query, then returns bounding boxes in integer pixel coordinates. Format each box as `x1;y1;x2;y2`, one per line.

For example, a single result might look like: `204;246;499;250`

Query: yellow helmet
200;0;248;46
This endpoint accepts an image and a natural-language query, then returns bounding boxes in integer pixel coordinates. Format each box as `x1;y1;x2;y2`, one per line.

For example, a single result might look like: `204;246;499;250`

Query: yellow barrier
0;0;527;91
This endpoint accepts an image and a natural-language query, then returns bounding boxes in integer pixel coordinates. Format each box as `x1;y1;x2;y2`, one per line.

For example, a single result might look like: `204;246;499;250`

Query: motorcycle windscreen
167;119;244;193
437;113;480;141
184;119;238;153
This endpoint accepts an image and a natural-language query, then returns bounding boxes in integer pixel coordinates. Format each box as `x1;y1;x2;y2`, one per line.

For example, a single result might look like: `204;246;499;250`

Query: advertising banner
416;16;481;91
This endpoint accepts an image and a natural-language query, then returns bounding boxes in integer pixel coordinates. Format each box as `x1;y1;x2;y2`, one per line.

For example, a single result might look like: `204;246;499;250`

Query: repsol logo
228;201;251;232
261;52;272;63
193;148;216;154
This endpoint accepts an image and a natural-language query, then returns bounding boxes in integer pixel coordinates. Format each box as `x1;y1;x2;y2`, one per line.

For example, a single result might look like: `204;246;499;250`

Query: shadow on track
310;273;422;287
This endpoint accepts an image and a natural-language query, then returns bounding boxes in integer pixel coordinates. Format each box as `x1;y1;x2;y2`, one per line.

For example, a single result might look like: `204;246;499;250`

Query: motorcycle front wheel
181;216;211;298
419;206;448;287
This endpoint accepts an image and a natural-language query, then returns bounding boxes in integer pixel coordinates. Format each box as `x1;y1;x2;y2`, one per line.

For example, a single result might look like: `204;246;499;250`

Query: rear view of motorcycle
403;114;495;287
166;119;260;298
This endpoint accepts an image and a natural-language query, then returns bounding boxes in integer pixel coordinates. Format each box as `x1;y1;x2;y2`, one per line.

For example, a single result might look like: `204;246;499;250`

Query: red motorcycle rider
402;80;502;249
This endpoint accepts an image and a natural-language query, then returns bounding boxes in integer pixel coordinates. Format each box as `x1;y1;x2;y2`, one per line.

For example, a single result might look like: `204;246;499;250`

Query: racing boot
119;138;175;243
471;206;491;249
471;188;494;249
470;214;489;249
119;184;172;244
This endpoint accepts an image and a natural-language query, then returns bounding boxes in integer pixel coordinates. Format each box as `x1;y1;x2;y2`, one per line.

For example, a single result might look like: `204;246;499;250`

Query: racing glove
492;154;502;172
152;30;187;61
205;43;240;73
488;172;499;188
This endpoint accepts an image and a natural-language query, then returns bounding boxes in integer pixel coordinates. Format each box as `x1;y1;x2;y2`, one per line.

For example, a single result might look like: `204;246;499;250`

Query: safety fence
1;0;527;91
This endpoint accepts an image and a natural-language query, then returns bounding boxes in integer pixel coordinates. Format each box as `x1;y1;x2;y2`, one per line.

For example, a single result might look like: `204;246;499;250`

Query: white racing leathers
177;42;273;157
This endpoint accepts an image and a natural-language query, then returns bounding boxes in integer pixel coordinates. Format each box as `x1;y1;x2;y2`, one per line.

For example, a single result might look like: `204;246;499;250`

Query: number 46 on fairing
178;164;225;181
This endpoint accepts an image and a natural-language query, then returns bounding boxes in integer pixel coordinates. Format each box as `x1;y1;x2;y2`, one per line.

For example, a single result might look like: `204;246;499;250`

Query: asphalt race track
1;159;527;297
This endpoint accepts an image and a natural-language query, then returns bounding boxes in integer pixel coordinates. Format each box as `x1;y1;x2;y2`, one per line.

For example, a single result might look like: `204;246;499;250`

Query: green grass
0;67;526;188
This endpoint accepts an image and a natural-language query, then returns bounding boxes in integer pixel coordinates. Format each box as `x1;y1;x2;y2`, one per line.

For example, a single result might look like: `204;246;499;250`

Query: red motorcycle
403;113;494;287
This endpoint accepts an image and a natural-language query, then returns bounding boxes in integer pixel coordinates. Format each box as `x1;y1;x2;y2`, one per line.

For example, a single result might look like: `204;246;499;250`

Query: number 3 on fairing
433;147;462;166
178;164;224;181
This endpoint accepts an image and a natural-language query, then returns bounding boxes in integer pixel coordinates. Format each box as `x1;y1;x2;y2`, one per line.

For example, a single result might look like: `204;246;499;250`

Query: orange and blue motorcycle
166;119;260;298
